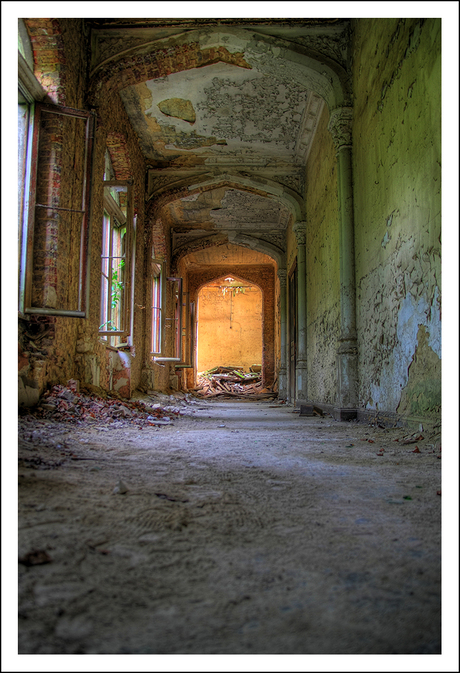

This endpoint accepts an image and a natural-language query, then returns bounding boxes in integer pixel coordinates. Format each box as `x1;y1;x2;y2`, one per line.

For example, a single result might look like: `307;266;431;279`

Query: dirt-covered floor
17;394;441;655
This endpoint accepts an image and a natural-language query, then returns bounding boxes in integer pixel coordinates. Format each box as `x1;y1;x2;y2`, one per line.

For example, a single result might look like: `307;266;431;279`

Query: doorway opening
196;276;263;375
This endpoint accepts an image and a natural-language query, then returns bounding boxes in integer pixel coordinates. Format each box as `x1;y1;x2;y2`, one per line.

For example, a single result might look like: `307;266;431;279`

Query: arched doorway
197;276;262;374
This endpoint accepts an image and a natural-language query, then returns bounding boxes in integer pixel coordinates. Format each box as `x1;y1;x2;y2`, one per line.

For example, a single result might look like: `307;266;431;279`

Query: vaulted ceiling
87;18;351;267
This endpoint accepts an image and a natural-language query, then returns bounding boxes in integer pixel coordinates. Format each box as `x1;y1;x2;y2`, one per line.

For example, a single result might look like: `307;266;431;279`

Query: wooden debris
194;367;276;399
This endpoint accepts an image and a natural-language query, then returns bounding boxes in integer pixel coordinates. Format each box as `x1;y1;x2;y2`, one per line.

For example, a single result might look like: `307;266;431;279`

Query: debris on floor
19;383;181;427
192;366;276;399
18;550;53;566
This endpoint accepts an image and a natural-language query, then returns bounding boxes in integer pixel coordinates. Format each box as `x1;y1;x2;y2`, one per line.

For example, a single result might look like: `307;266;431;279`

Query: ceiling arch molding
149;174;303;224
89;26;350;110
171;233;284;275
186;173;304;222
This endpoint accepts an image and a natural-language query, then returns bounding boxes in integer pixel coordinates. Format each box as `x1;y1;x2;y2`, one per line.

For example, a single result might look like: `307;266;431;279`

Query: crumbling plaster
352;18;441;418
304;103;340;406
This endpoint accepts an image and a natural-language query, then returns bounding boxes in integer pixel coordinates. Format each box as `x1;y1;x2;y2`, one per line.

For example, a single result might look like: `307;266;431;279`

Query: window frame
99;180;133;344
168;277;183;360
150;259;166;356
19;101;95;317
18;89;35;316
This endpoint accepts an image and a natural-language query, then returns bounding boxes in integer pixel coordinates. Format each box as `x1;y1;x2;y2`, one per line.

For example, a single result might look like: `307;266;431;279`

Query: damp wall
351;18;441;420
305;106;341;405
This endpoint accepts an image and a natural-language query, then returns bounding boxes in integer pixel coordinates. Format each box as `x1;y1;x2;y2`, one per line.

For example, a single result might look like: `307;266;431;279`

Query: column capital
277;268;287;286
293;221;306;246
328;106;353;152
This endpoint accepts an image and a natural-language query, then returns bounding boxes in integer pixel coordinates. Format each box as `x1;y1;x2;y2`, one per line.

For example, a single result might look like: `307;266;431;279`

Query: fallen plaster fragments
19;381;186;428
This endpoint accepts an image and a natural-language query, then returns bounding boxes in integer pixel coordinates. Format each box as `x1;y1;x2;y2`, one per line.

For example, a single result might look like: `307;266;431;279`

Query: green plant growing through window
111;259;125;309
100;259;125;330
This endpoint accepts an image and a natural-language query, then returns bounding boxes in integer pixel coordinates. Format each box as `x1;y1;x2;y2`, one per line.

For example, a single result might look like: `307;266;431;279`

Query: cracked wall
305;105;340;405
352;18;441;419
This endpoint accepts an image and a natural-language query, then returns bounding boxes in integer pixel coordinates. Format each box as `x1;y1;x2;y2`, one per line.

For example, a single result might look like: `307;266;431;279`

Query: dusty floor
17;396;441;655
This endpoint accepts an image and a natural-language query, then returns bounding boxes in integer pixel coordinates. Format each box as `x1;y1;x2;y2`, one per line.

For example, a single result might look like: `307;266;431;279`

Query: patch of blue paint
369;287;441;412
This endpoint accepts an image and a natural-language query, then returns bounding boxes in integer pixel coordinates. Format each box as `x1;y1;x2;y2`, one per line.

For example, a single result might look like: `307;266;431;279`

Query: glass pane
100;185;128;334
27;105;93;313
151;276;161;353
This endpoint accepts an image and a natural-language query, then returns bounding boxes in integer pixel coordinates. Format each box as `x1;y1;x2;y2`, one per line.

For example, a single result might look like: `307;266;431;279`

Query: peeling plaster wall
305;106;340;405
352;18;441;419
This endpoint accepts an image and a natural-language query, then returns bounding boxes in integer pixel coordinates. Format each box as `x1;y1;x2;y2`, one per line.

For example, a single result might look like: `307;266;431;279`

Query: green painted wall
352;18;441;417
305;106;340;405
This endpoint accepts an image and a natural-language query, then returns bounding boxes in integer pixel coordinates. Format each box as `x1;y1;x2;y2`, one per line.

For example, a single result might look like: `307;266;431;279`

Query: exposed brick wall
75;90;147;397
20;20;148;399
88;45;250;104
25;19;66;105
20;20;91;395
188;266;275;386
106;133;132;180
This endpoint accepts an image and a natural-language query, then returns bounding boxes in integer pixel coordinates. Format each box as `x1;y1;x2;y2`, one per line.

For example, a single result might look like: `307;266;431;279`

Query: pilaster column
293;221;308;404
277;268;288;400
328;107;358;419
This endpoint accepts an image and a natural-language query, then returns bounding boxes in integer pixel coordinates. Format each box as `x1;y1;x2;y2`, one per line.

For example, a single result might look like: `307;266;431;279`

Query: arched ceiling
168;187;290;233
87;18;351;265
119;62;323;165
183;242;275;269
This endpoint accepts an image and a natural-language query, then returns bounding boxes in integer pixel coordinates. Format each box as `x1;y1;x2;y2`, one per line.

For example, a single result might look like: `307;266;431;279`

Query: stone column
328;107;358;420
293;221;308;404
277;268;287;400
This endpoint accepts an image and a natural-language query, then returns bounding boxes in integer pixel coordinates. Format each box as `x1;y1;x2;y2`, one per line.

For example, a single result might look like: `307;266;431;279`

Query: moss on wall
352;18;441;418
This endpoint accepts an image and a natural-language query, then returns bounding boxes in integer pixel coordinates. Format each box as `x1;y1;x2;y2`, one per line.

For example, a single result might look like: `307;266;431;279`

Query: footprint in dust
124;507;189;535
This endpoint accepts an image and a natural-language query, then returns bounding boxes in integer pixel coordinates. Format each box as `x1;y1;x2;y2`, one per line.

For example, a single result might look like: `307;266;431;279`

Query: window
18;24;95;318
99;182;132;346
151;255;165;355
18;88;34;311
169;277;183;359
19;102;95;316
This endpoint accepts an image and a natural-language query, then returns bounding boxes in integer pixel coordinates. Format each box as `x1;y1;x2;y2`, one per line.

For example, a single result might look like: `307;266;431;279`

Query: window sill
100;339;131;353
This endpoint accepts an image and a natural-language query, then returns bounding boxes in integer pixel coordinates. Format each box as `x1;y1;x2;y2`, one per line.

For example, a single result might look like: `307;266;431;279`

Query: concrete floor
14;398;445;663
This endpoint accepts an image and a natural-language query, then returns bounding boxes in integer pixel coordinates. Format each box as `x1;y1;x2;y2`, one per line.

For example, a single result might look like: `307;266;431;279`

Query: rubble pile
19;383;179;427
193;366;276;399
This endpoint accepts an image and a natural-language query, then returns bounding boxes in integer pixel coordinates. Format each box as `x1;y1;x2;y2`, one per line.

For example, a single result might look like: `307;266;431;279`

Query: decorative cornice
277;269;287;287
293;221;307;246
327;106;353;152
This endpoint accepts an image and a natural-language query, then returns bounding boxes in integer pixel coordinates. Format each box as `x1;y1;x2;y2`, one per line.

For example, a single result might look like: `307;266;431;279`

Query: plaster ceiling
167;188;290;230
119;62;315;164
89;18;349;265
